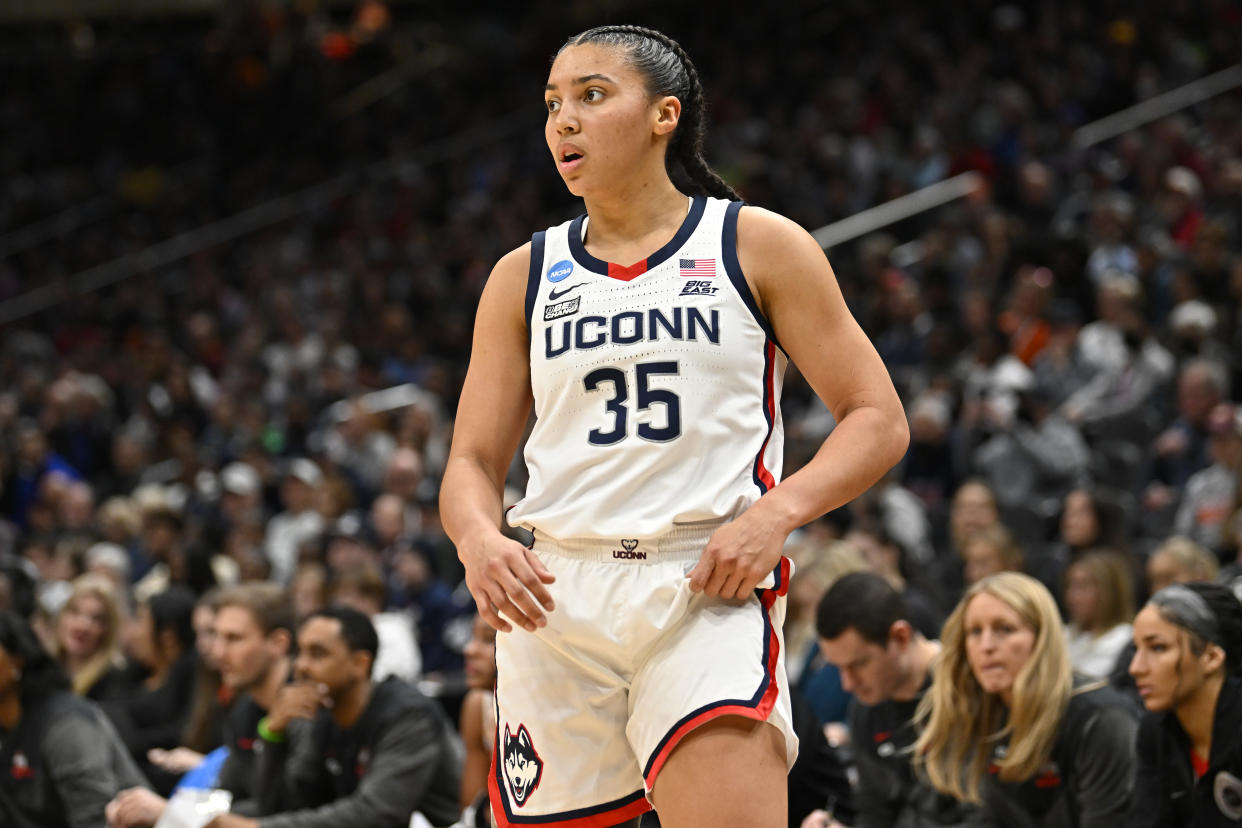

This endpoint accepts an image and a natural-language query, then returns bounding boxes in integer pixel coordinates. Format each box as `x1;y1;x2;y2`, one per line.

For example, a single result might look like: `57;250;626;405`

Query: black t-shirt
981;679;1137;828
215;692;268;807
1129;676;1242;828
849;675;974;827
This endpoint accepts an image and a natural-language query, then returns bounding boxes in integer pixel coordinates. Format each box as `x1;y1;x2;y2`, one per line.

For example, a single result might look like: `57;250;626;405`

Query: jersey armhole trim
524;231;546;339
722;201;785;356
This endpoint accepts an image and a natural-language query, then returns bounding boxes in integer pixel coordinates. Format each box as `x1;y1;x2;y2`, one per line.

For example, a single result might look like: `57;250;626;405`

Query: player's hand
460;531;556;633
799;811;846;828
688;503;788;600
266;681;328;733
106;787;167;828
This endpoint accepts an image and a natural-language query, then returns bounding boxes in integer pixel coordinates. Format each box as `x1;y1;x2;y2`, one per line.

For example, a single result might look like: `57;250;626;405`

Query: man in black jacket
207;606;461;828
803;572;974;828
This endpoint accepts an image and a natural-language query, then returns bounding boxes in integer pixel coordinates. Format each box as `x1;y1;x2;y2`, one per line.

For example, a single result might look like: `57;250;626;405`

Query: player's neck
582;177;687;251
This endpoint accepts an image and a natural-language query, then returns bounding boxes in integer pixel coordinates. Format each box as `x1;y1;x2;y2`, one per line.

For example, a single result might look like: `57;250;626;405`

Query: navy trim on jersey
525;231;546;336
567;195;707;276
750;341;777;495
721;201;785;354
640;597;775;779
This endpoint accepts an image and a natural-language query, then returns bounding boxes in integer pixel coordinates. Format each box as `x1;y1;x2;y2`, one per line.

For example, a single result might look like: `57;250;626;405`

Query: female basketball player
1128;582;1242;826
441;25;908;828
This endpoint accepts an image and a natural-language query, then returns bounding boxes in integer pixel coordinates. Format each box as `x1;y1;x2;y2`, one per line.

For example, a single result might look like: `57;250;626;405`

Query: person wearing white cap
263;459;325;585
219;461;265;531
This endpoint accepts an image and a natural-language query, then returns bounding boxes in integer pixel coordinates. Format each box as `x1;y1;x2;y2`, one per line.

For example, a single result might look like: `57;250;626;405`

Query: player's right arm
441;244;555;634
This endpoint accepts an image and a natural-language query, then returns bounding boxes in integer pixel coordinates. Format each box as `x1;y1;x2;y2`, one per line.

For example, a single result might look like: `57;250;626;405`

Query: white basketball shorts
488;523;799;827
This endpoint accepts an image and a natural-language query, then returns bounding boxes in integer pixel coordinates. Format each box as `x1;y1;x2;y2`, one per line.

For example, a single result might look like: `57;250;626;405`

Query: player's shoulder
484;240;536;298
735;204;829;281
736;205;821;255
495;240;534;276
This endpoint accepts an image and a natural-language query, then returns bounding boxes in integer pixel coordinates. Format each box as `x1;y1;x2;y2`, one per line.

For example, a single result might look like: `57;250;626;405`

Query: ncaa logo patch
546;259;574;283
502;724;544;807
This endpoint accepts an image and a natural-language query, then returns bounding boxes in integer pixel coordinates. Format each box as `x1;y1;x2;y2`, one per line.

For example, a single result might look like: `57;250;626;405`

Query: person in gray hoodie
0;610;149;828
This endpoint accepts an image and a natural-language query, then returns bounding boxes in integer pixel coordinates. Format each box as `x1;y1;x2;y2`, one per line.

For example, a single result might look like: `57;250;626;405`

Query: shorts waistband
531;522;724;563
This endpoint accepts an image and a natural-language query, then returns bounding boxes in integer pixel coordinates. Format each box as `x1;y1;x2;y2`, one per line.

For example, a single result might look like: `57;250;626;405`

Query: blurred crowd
1;0;1242;826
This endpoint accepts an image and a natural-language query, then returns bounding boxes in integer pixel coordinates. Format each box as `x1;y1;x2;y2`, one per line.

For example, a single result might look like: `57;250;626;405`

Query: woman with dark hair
441;23;908;828
105;584;198;795
0;610;148;827
1128;581;1242;826
1054;488;1125;559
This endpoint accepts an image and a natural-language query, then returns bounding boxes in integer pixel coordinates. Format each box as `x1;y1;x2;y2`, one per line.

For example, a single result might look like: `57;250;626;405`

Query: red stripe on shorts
641;590;783;789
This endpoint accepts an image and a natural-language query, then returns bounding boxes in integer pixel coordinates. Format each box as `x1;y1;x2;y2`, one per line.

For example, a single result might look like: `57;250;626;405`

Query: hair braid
1194;582;1242;675
562;26;741;200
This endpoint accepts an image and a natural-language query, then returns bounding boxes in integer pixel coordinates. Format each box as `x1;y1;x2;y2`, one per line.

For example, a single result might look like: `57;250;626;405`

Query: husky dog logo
621;539;638;552
502;724;544;807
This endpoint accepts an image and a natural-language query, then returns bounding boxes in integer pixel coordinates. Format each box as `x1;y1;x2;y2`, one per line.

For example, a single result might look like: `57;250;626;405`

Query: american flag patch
679;258;716;278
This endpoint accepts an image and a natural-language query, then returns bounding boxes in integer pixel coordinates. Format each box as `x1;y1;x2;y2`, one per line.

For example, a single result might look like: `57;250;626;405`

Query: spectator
784;539;867;728
48;572;130;701
322;401;396;502
458;613;496;817
915;572;1138;825
1053;488;1127;560
1063;551;1135;679
933;479;1005;606
7;421;81;530
108;585;198;794
960;524;1024;587
811;572;975;828
387;543;471;676
1147;536;1219;595
107;582;295;827
264;459;326;586
330;563;420;682
0;610;149;828
1128;582;1242;826
84;541;133;596
845;524;944;639
1174;402;1242;553
290;562;330;622
1146;357;1229;495
147;588;234;777
211;606;461;828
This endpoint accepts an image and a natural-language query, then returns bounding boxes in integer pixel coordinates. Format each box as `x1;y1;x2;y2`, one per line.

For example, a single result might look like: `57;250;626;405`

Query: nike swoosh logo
549;282;586;301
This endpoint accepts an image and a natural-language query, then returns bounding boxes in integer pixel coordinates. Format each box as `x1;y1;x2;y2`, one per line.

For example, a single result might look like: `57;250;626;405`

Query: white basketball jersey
507;196;787;539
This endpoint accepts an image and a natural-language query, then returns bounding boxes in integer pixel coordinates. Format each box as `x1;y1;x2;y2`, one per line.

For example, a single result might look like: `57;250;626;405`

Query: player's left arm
689;206;909;599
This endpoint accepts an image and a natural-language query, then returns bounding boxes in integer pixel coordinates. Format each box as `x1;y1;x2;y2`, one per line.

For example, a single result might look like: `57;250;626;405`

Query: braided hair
1153;581;1242;677
559;26;740;201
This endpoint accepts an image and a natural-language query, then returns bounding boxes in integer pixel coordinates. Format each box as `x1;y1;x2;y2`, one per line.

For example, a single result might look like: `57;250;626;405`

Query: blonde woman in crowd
48;573;131;701
1063;551;1134;679
1146;536;1219;595
915;572;1137;826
